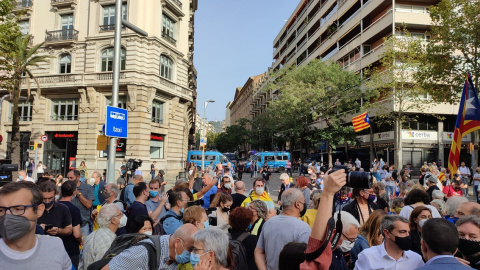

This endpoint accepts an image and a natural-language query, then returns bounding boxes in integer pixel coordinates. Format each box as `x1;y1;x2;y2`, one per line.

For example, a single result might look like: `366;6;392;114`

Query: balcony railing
171;0;182;8
16;0;32;8
45;29;78;43
51;0;76;4
99;24;126;31
162;31;176;45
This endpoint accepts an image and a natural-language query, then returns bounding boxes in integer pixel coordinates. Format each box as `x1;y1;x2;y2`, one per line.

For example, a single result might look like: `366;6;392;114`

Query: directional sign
200;137;207;146
318;141;327;150
105;106;128;138
40;134;48;142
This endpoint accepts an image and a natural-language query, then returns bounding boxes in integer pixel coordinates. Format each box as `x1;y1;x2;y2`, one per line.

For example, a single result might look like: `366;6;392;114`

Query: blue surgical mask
181;208;184;213
175;242;191;264
19;175;24;180
204;220;209;229
121;170;126;175
190;253;202;267
149;190;159;197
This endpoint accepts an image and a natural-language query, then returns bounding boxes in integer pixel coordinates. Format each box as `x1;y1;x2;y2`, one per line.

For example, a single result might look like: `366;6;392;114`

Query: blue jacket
95;180;106;205
415;256;474;270
350;234;369;267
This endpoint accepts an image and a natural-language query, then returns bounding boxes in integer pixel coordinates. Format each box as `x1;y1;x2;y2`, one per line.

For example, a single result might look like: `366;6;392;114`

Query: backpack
87;233;162;270
154;213;183;235
229;232;250;270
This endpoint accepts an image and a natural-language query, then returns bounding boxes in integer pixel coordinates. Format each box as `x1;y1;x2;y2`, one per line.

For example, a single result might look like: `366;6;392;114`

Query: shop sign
401;130;438;140
54;133;76;138
443;132;471;142
357;131;394;143
150;134;164;141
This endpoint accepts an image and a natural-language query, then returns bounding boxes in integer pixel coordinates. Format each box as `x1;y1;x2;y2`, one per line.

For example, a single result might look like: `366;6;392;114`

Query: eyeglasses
0;204;38;216
342;233;357;243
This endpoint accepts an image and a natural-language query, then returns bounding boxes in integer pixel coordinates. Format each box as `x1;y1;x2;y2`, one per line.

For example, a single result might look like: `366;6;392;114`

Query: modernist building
1;0;198;176
247;0;470;169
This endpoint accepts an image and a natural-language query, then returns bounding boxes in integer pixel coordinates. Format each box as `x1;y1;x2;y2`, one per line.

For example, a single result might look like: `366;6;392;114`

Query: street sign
40;134;48;142
105;106;128;138
200;137;207;146
318;141;327;150
97;135;108;151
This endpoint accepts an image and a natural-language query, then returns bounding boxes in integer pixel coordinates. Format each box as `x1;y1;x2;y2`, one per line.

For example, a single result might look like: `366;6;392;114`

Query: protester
343;188;379;225
106;224;199;270
228;207;258;270
67;169;95;237
279;242;308;270
183;205;209;229
129;215;154;234
209;193;233;232
354;215;424;269
278;173;295;205
255;188;311;270
125;182;150;233
301;191;322;228
260;162;272;193
373;183;389;212
0;181;72;269
430;199;447;217
350;209;387;268
456;215;480;269
409;206;432;256
247;199;268;236
443;175;468;198
241;178;276;218
445;196;469;223
416;218;472;270
164;190;189;235
230;181;247;211
455;202;480;219
217;175;233;194
80;204;122;269
398;189;441;219
146;179;169;224
17;170;34;182
124;174;144;206
90;171;106;209
425;174;440;201
330;211;360;270
191;228;231;270
391;197;405;214
296;176;311;207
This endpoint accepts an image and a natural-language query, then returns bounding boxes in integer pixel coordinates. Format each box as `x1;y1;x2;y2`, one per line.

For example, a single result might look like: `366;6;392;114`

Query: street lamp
202;99;215;170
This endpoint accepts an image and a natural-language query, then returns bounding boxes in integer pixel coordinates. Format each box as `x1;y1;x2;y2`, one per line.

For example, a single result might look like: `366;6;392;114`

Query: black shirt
126;201;148;233
426;185;440;200
261;167;271;181
230;193;247;211
58;201;82;256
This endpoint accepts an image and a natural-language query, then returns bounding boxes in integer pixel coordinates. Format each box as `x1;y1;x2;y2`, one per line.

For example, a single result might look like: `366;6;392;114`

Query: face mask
366;194;376;203
222;207;230;213
458;238;480;264
224;183;231;189
103;191;111;200
121;170;126;175
175;242;191;264
204;220;209;229
119;214;127;228
394;207;403;213
54;195;60;201
392;233;413;251
338;239;355;253
19;175;24;180
88;178;95;185
308;170;313;174
81;174;85;178
255;187;264;195
190;252;203;267
418;219;428;228
149;190;159;198
0;214;32;241
143;231;152;235
300;202;307;217
181;208;184;213
43;199;55;208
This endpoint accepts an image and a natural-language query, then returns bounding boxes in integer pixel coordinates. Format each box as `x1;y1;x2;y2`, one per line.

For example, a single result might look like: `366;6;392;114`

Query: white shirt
17;177;35;183
354;242;424;270
0;238;38;260
459;166;471;176
399;204;441;220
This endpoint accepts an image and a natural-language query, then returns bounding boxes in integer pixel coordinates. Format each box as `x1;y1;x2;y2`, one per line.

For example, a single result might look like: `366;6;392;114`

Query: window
160;55;173;80
60;14;74;39
102;4;127;28
101;47;126;71
106;96;127;109
51;99;78;121
265;156;274;161
150;140;164;159
152;100;164;124
19;20;29;35
162;14;175;39
9;101;32;121
59;54;71;74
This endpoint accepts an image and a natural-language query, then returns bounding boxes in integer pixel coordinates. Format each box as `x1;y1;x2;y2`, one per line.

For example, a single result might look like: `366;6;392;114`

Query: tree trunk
10;78;21;180
395;117;402;170
328;144;333;167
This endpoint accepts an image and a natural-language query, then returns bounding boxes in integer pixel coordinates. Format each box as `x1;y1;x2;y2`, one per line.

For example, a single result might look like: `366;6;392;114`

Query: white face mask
119;214;127;228
419;219;428;228
224;183;232;189
338;239;355;253
143;231;152;235
255;187;264;195
88;178;95;185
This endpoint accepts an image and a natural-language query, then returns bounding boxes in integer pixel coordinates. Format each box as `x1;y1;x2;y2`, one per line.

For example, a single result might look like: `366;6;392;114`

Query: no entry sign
41;135;48;142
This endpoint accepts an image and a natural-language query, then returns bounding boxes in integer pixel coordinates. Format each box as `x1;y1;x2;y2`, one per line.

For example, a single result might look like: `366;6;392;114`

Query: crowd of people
1;157;480;270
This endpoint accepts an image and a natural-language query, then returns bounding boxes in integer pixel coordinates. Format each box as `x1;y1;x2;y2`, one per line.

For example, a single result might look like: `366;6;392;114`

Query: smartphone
45;224;53;231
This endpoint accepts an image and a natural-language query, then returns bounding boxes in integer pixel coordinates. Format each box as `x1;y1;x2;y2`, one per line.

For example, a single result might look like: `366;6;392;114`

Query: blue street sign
318;141;327;150
105;106;128;138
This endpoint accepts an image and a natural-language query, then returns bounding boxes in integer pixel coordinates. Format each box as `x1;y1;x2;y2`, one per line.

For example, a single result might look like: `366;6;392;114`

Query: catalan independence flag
352;111;371;132
448;73;480;175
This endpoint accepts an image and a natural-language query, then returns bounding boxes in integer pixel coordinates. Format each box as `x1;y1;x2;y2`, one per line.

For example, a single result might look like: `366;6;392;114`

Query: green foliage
415;0;480;102
213;124;250;153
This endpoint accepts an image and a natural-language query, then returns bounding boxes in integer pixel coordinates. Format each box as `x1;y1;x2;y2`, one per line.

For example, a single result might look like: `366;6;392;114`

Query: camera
206;207;218;226
330;165;372;189
0;160;18;187
125;158;142;172
187;199;204;207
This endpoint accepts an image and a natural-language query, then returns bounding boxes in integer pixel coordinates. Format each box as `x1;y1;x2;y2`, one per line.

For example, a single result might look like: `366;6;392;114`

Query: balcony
16;0;32;8
50;0;77;8
45;29;78;44
99;24;126;31
162;0;185;17
162;31;176;46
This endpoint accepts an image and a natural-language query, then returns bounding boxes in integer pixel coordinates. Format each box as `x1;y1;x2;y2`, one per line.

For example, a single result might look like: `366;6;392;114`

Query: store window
150;133;164;159
51;99;78;121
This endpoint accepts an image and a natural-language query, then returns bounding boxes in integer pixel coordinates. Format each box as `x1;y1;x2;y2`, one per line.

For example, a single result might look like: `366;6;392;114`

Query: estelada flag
352;111;370;132
448;73;480;175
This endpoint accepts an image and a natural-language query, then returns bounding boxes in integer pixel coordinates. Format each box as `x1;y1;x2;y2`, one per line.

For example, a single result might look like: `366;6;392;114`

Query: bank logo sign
401;131;438;140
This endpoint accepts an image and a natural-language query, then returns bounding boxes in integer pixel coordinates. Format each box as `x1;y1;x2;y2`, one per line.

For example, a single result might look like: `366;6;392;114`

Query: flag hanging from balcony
448;73;480;175
352;111;371;132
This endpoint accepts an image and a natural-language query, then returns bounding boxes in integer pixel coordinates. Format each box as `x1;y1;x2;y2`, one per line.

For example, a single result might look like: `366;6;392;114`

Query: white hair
193;228;229;267
334;211;360;233
97;204;119;228
432;190;444;200
446;196;468;216
281;188;304;208
279;173;289;180
431;199;447;216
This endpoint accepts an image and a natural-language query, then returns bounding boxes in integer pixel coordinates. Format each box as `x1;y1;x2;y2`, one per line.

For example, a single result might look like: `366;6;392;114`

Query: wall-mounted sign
401;130;438;141
150;134;164;141
443;132;471;142
54;133;76;138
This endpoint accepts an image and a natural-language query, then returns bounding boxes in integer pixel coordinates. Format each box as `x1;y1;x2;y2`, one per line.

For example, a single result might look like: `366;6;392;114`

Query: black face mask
300;202;307;217
459;238;480;264
391;233;413;251
221;207;230;213
43;200;55;209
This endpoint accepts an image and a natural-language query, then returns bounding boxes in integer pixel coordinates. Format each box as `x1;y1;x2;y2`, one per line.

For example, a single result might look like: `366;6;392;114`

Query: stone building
1;0;198;177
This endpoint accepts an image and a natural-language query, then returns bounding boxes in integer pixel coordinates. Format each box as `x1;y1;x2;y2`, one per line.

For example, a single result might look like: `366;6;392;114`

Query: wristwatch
76;192;82;197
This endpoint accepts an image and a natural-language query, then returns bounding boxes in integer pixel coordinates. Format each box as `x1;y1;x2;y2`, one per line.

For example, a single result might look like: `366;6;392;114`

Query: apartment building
1;0;198;176
249;0;470;168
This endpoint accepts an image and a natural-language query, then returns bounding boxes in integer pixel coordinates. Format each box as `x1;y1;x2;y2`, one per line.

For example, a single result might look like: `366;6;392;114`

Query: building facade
248;0;471;169
229;73;264;126
2;0;198;177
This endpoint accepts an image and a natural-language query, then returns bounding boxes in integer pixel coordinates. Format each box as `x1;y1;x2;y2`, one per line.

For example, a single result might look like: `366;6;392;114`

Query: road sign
97;135;108;151
318;141;327;150
40;134;48;142
105;106;128;138
200;137;207;146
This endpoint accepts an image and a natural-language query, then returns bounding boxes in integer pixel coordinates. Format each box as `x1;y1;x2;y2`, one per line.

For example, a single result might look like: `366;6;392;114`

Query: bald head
455;202;480;218
234;181;245;194
169;223;199;260
281;188;304;209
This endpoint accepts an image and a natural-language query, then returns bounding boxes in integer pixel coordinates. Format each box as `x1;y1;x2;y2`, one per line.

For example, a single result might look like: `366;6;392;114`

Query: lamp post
201;99;214;171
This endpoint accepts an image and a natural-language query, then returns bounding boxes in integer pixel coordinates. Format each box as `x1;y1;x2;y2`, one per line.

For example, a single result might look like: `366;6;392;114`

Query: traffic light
29;141;37;151
469;142;475;153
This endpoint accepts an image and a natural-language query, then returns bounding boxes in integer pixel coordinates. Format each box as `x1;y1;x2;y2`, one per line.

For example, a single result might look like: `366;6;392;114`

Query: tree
366;28;429;169
415;0;480;101
0;1;50;178
266;59;368;165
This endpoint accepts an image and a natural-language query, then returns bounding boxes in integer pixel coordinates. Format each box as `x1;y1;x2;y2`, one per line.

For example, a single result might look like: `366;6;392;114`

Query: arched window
58;54;71;74
160;55;173;80
101;47;126;72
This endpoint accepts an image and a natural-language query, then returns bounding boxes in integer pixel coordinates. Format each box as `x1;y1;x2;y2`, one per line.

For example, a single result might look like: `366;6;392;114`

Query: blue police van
187;150;235;170
245;151;291;172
